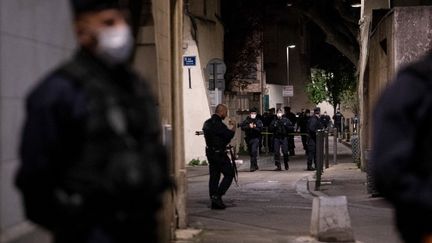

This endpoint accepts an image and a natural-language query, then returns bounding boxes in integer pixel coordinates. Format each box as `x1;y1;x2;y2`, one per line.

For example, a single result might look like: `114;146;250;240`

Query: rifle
227;145;239;186
196;130;238;185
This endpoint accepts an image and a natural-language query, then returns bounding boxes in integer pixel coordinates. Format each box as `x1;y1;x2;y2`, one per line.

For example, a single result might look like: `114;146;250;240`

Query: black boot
284;161;289;170
274;164;282;171
211;195;226;210
307;165;316;171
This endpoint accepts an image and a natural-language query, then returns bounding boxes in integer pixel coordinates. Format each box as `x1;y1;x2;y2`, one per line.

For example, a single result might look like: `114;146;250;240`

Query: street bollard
325;129;329;169
315;130;325;191
333;127;337;165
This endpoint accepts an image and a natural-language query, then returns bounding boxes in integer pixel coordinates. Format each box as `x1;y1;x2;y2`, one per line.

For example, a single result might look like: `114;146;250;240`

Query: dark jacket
269;117;293;138
241;117;263;140
333;112;344;125
307;115;322;141
202;114;235;151
298;114;310;133
15;50;169;243
372;52;432;238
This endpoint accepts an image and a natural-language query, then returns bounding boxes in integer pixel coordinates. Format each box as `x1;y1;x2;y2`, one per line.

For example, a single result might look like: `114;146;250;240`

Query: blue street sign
183;56;196;66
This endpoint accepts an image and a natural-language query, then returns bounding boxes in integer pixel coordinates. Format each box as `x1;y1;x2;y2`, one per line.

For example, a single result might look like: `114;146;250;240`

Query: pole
315;130;324;191
188;68;192;89
325;129;329;169
286;47;290;106
333;127;337;164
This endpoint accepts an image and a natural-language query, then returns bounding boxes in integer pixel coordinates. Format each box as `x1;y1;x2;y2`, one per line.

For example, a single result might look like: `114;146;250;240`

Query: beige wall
358;0;390;169
182;0;224;163
0;0;75;240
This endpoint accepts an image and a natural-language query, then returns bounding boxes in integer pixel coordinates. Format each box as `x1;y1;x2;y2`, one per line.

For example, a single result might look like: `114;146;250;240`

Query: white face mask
250;114;257;119
96;25;133;65
277;113;283;118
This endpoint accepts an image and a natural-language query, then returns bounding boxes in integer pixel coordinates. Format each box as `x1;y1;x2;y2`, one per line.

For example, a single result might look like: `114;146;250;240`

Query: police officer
241;108;264;172
298;109;311;155
333;109;344;137
283;106;297;156
320;111;331;129
306;107;323;171
269;109;293;170
203;104;236;210
15;1;170;242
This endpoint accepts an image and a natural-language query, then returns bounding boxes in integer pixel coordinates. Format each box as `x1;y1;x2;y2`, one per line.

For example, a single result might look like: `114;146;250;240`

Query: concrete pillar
310;196;355;242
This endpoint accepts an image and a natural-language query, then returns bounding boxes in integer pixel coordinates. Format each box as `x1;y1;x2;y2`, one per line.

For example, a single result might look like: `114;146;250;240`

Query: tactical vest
57;52;169;219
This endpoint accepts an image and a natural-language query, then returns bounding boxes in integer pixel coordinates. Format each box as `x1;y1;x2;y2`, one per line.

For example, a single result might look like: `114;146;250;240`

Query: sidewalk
181;138;402;243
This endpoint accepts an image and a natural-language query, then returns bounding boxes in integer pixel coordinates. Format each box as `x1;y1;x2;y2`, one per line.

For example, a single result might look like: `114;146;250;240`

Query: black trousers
288;135;295;152
301;133;308;152
246;138;260;169
206;150;234;198
307;138;316;168
273;137;289;167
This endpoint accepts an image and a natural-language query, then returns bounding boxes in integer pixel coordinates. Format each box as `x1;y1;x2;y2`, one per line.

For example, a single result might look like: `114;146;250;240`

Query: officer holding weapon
201;104;237;210
241;108;264;172
269;109;293;170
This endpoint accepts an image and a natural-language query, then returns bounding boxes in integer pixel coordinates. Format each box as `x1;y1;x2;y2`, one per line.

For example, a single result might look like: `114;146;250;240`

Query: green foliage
188;158;209;166
306;69;329;105
306;64;357;111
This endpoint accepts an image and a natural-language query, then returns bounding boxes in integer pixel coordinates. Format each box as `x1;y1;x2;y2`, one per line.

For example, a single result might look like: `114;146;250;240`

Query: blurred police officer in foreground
203;104;237;210
306;107;322;171
15;1;170;242
269;109;293;171
372;52;432;243
241;108;264;172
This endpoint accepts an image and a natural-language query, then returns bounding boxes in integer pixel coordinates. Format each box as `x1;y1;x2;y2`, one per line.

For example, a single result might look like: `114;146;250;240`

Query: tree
340;80;359;115
306;69;328;105
306;66;356;114
222;0;264;90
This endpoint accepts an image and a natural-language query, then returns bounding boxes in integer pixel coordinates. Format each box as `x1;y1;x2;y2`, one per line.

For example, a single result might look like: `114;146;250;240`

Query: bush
188;158;209;166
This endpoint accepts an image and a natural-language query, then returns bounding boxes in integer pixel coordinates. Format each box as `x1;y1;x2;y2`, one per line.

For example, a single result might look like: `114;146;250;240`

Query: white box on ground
310;196;355;242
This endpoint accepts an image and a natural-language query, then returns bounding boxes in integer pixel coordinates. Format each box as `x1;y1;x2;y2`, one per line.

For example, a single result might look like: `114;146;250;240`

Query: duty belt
206;146;225;153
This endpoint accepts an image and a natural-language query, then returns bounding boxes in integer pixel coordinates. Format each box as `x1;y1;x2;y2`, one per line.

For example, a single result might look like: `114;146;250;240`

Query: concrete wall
358;0;390;169
364;6;432;169
0;0;75;240
263;14;311;112
266;84;284;110
182;1;224;163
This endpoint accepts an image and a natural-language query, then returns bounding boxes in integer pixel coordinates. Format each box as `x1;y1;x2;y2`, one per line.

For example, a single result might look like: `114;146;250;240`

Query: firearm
227;145;239;186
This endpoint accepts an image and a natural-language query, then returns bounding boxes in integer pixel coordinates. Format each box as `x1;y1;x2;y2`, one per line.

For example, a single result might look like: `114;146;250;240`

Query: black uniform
298;111;310;153
269;117;293;170
203;114;235;200
320;114;331;129
262;112;276;152
284;109;297;155
307;114;323;170
15;50;169;243
241;116;263;171
372;52;432;243
333;111;344;136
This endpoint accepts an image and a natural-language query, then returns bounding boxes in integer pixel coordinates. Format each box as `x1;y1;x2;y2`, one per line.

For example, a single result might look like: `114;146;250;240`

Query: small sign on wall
183;56;196;66
283;85;294;97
